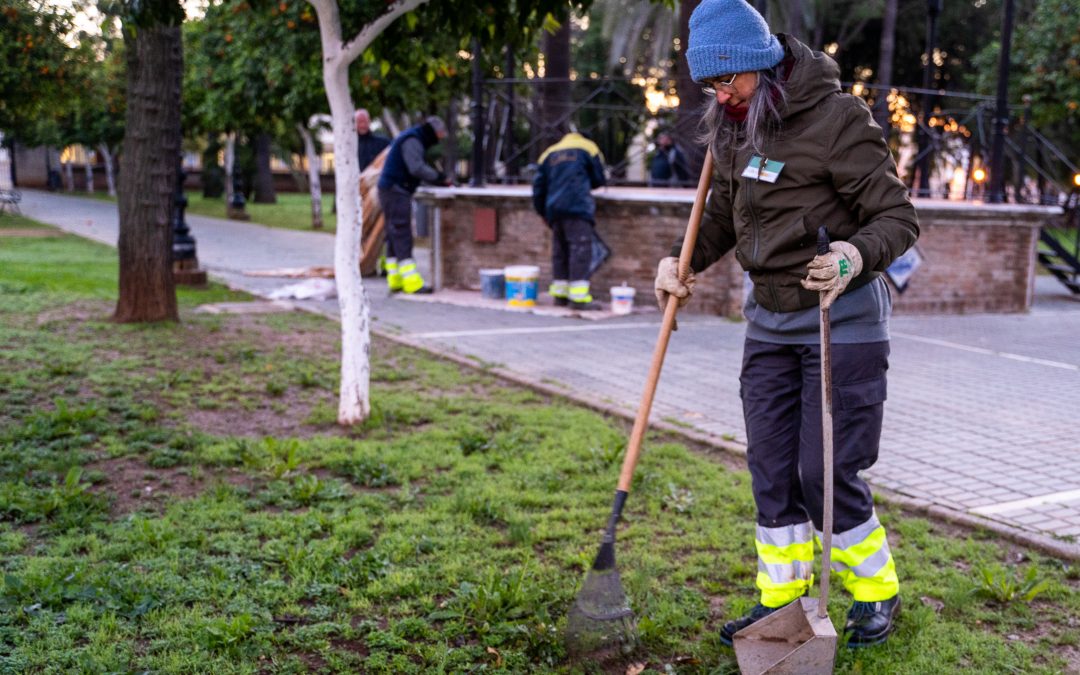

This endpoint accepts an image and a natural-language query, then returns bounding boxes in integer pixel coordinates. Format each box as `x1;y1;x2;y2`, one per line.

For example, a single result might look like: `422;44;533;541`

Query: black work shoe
406;286;434;295
719;603;781;647
570;301;603;312
844;595;901;647
553;297;569;307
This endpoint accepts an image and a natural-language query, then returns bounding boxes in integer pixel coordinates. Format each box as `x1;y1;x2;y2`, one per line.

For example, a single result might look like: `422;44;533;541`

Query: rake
565;149;714;659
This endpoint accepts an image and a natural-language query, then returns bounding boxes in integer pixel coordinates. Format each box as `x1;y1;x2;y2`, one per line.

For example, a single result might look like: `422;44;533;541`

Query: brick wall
887;202;1043;314
417;188;1055;315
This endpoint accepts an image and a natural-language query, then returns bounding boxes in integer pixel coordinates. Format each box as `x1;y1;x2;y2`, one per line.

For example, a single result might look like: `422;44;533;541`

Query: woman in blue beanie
654;0;919;648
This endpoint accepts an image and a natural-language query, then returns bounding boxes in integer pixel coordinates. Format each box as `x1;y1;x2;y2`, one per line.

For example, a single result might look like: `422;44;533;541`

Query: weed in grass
1;467;106;529
662;483;695;515
457;428;493;456
260;474;348;508
200;613;259;652
266;377;289;397
508;519;533;546
455;492;507;526
588;439;625;470
241;437;302;478
974;564;1051;604
344;456;398;488
266;438;303;479
341;549;392;589
294;365;327;389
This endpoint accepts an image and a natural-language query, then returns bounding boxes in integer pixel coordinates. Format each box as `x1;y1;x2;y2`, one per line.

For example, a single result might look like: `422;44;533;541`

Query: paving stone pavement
17;190;1080;552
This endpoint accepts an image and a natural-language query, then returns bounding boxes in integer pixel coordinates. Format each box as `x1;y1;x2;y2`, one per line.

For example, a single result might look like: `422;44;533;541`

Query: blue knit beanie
686;0;784;83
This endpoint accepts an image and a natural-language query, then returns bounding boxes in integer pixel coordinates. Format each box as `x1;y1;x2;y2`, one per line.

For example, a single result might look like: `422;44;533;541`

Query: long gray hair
698;68;787;157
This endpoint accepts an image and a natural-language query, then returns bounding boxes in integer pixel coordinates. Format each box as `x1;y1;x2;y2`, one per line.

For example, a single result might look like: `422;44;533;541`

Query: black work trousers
740;338;889;534
378;187;414;261
550;217;593;281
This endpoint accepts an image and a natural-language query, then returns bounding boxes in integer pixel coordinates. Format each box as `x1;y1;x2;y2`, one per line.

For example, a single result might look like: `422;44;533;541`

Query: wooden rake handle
616;149;714;493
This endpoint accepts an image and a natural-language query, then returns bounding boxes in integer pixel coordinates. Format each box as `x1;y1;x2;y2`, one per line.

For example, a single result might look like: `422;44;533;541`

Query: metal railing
472;76;1078;208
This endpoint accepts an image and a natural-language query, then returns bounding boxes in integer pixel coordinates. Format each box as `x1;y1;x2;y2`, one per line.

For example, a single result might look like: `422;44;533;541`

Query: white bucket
504;265;540;307
610;284;636;315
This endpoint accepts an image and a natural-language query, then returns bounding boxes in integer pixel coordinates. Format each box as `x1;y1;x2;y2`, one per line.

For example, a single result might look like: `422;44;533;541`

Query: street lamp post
988;0;1016;204
227;173;250;220
172;153;207;286
915;0;943;199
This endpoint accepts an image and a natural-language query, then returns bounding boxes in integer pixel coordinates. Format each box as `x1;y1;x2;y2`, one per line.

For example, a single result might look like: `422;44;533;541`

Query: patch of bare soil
1061;645;1080;674
183;397;341;438
35;299;115;326
86;455;259;516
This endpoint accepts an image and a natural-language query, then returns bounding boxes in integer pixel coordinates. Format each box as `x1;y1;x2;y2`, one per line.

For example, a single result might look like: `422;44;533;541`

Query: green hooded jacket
676;35;919;313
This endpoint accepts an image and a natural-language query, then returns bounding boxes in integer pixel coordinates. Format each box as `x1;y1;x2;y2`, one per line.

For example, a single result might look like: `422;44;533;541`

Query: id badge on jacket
741;156;786;183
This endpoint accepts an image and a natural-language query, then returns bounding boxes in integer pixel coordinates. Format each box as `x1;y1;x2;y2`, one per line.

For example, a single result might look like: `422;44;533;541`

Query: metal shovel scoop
732;227;839;675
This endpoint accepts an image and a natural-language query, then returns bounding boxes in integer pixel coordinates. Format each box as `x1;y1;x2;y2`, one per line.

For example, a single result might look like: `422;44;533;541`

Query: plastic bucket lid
611;285;636;298
479;268;504;277
504;265;540;279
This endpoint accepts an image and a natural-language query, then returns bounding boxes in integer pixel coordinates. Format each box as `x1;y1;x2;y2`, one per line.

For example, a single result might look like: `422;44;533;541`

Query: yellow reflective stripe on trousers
755;523;814;608
569;281;591;303
385;258;402;290
398;258;425;293
549;280;568;298
827;520;899;602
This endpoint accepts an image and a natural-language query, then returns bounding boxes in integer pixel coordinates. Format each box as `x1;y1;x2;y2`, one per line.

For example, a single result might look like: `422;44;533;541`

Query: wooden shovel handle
617;149;714;492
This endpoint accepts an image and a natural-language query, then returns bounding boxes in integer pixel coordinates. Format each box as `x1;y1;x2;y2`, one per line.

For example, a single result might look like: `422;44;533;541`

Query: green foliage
661;482;695;514
430;566;553;629
1;224;1078;673
0;0;75;138
974;564;1051;604
199;612;259;652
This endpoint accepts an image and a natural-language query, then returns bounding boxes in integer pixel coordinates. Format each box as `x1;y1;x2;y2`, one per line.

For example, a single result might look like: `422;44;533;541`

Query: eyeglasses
701;72;739;96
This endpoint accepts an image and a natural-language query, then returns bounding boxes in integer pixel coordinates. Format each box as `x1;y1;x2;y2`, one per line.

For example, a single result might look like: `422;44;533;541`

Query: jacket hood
418;122;439;148
777;34;842;122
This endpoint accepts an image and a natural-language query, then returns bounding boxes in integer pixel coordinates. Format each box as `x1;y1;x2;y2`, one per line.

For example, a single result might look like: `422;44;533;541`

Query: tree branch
340;0;432;65
307;0;343;63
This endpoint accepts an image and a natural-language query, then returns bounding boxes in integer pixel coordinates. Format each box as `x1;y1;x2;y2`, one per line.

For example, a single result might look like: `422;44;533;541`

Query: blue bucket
504;265;540;307
479;269;505;299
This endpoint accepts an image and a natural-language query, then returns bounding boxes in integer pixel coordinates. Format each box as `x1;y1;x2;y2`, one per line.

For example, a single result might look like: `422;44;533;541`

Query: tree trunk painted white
84;156;94;193
223;132;236;205
297;122;324;229
98;144;117;196
63;160;75;191
308;0;430;425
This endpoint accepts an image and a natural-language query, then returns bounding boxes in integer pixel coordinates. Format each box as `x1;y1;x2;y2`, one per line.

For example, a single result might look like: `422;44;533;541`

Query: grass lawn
85;191;337;234
185;193;337;234
1;216;1079;673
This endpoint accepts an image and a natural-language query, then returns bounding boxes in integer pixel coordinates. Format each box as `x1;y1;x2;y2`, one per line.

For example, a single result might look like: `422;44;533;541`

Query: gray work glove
654;256;695;328
801;241;863;310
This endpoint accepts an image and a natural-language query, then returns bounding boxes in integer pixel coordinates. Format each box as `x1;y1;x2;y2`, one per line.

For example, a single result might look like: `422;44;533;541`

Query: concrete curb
249;288;1080;563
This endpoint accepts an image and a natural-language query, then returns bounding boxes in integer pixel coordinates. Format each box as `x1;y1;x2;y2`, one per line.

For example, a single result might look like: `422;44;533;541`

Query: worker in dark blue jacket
531;130;607;309
377;116;449;294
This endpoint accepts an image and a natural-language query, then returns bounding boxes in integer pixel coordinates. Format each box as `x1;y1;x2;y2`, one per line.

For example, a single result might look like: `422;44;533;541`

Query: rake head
565;539;638;659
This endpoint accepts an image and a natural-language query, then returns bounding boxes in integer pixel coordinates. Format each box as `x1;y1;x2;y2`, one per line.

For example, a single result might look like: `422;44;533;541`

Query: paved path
17;190;1080;553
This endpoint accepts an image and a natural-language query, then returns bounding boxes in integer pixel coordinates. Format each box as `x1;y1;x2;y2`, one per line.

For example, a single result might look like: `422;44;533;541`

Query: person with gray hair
377;116;451;294
355;108;390;173
653;0;918;649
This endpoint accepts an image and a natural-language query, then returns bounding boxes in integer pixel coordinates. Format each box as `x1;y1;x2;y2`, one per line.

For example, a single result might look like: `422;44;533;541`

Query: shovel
564;149;714;659
732;226;838;675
